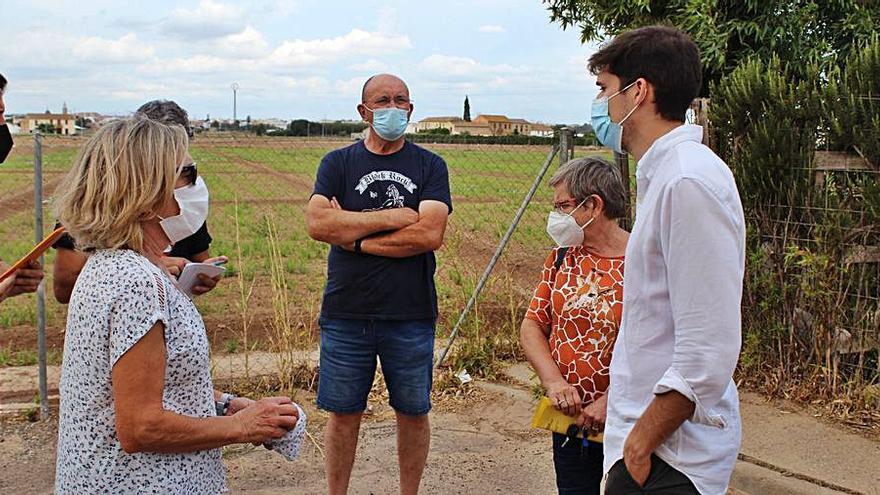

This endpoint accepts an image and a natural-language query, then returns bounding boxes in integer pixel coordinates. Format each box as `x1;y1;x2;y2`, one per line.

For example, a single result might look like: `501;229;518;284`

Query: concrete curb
732;459;843;495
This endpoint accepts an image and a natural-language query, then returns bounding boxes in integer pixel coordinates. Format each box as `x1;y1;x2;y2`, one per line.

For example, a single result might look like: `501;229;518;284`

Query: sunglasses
178;162;198;185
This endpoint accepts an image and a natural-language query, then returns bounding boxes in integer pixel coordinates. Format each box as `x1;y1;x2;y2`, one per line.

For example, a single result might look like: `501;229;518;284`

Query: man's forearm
307;206;415;245
359;221;443;258
624;390;695;458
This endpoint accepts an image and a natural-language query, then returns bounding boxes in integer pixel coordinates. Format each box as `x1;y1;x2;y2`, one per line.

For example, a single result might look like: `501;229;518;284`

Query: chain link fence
0;130;618;410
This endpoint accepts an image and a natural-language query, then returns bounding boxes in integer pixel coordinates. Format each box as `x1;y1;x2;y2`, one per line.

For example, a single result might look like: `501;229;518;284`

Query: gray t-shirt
55;249;226;494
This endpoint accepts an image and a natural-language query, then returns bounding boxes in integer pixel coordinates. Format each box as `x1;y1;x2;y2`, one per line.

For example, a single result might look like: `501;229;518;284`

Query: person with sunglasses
53;100;225;303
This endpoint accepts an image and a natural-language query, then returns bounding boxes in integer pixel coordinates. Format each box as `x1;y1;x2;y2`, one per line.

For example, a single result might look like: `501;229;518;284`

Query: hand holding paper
176;259;226;297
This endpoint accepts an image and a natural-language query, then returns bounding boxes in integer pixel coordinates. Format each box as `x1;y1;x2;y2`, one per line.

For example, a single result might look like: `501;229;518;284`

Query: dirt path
0;382;556;494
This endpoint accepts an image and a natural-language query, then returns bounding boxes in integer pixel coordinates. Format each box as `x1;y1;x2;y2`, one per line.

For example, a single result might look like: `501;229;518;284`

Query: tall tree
463;95;471;122
543;0;879;93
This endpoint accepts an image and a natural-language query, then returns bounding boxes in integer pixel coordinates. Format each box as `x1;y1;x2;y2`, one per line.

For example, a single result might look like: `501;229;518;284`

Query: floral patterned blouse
55;249;226;494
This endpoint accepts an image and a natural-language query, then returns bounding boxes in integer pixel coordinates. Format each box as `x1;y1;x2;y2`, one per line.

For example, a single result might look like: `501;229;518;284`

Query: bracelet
354;238;363;253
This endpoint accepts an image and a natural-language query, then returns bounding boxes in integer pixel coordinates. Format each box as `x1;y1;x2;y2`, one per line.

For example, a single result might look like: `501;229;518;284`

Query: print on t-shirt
357;170;416;211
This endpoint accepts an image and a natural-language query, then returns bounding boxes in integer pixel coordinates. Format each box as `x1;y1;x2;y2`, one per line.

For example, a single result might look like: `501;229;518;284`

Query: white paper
176;262;226;297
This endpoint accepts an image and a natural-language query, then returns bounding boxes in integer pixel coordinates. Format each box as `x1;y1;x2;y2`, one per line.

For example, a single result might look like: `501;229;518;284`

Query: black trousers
552;432;603;495
605;455;699;494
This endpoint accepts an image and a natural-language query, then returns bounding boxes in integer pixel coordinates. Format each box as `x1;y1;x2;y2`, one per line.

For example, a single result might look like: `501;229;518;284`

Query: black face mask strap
0;124;13;164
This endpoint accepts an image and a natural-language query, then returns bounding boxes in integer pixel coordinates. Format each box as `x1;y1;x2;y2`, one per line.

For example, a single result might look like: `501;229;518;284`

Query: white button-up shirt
603;125;745;495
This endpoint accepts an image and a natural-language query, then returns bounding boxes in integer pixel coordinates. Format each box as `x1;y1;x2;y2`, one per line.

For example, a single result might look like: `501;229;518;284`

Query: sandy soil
0;382;558;495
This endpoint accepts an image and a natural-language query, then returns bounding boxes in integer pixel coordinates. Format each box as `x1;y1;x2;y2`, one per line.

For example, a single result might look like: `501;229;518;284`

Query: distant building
254;118;290;128
19;103;77;135
529;123;554;137
473;114;533;136
417;116;462;133
450;121;492;136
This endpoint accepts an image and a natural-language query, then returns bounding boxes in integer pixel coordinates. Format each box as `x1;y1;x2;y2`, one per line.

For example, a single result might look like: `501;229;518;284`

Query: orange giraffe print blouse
525;246;624;406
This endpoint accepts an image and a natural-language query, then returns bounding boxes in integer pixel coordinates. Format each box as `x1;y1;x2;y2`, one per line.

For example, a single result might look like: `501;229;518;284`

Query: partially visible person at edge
521;156;630;495
306;73;452;495
53;115;301;494
589;26;745;495
0;71;45;303
52;99;225;304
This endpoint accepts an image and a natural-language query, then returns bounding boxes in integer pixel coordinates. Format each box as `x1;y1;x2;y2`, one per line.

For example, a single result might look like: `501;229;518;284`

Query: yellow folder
0;227;65;283
530;396;603;443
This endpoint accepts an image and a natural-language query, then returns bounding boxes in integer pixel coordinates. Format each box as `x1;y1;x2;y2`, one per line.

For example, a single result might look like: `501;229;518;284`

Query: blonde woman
53;116;301;494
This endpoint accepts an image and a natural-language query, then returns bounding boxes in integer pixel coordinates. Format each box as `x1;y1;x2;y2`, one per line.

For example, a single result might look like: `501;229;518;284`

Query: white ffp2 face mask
546;198;594;247
158;176;209;245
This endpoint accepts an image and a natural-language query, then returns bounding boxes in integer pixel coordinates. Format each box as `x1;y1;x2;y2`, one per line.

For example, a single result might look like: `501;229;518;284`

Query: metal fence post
435;144;560;369
559;127;574;165
34;132;49;420
615;151;632;230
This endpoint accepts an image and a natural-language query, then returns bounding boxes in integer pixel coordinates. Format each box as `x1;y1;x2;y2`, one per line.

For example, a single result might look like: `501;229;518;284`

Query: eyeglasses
178;162;198;185
553;198;581;214
366;96;413;110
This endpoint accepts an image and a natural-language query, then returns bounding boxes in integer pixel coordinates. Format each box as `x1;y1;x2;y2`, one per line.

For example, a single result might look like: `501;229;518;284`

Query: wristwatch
215;392;236;416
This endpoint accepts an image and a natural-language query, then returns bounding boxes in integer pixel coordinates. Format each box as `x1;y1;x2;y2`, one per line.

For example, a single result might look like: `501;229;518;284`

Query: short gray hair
549;156;627;219
136;100;193;139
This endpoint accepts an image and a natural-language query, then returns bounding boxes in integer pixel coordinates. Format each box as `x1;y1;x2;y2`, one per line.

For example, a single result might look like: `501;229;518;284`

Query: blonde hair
54;115;188;252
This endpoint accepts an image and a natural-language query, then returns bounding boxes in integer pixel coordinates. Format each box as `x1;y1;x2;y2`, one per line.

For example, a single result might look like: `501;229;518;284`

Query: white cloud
150;29;408;76
418;54;527;81
478;25;505;34
348;59;389;72
72;33;155;64
162;0;247;40
269;29;411;68
284;76;330;94
217;26;270;58
154;54;241;74
420;54;484;77
334;77;367;98
0;29;77;67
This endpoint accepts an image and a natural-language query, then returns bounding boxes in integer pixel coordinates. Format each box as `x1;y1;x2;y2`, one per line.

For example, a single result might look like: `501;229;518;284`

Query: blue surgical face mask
365;106;409;141
591;80;640;154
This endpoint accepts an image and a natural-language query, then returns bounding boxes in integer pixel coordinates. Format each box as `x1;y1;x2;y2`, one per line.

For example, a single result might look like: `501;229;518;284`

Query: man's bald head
361;74;409;103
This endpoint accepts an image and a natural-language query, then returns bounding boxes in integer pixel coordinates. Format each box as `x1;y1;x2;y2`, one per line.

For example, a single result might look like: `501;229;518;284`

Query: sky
1;0;601;124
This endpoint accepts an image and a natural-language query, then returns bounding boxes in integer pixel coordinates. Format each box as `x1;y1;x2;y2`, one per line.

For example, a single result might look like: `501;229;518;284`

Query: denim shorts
317;317;435;416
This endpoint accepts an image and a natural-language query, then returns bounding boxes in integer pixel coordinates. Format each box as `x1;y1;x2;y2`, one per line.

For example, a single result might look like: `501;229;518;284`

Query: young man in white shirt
589;26;745;495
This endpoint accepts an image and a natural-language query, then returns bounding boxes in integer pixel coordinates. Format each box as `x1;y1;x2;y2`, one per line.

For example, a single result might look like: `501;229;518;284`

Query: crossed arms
306;194;449;257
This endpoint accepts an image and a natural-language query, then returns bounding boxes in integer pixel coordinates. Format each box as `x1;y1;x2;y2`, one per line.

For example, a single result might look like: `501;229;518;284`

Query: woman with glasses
520;156;630;495
53;100;224;303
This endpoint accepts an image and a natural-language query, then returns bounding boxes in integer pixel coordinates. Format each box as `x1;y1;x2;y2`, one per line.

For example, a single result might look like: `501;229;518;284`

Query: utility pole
231;82;240;123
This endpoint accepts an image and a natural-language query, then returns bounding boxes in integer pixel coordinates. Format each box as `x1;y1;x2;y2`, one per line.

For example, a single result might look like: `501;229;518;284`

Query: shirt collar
635;124;704;181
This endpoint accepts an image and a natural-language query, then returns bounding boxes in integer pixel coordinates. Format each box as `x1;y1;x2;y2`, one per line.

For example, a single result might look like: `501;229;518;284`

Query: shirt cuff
653;366;727;428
